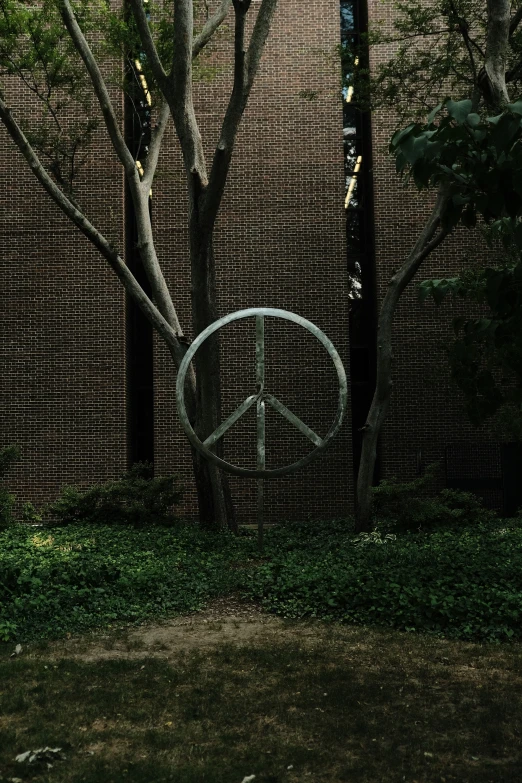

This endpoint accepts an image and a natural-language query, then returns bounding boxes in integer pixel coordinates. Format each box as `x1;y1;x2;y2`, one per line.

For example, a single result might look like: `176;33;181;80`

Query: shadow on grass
1;624;521;782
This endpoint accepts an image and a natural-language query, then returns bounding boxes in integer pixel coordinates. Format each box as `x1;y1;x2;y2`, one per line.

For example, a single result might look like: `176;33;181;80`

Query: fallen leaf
240;776;256;783
15;747;65;765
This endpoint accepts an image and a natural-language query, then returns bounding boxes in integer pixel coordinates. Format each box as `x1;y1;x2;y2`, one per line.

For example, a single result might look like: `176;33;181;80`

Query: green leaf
427;102;443;125
390;124;416;150
445;98;472;125
514;221;522;248
490;114;522;152
465;113;481;128
418;280;433;303
508;100;522;116
401;133;429;164
452;194;470;206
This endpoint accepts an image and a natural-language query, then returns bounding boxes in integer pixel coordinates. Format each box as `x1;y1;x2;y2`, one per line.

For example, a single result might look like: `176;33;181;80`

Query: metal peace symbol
175;308;348;479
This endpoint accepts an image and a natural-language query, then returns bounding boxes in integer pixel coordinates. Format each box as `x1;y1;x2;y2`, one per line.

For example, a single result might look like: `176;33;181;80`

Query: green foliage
399;99;522;430
241;519;522;643
47;462;183;527
0;523;251;641
0;0;220;196
390;100;522;231
0;0;101;193
2;517;522;643
0;445;20;530
342;0;522;125
420;247;522;429
371;463;496;533
20;501;43;525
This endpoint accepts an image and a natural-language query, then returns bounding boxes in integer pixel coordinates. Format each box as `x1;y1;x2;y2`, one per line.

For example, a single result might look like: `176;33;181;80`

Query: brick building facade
0;0;352;523
0;0;511;521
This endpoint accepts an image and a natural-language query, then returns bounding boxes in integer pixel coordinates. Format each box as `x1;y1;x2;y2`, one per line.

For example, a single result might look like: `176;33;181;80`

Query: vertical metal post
256;315;265;551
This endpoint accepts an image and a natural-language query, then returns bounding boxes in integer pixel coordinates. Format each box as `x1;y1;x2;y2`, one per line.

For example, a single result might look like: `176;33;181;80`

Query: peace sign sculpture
176;308;348;545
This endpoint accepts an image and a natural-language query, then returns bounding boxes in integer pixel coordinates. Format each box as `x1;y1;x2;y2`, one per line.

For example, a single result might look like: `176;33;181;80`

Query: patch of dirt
45;597;290;661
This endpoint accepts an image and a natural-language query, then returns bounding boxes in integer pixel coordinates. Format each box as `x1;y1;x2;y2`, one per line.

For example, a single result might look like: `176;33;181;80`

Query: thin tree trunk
355;189;450;531
190;220;237;532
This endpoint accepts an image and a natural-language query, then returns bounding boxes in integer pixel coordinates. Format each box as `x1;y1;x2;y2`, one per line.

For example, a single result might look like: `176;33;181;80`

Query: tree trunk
355;189;450;532
190;218;237;533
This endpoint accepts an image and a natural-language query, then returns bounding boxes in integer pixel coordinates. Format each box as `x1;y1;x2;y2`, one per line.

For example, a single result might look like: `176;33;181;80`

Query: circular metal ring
175;308;347;478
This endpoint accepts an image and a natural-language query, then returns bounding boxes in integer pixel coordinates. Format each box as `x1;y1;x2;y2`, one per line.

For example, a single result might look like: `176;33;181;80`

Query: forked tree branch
355;187;451;530
0;90;189;368
203;0;278;231
60;0;184;332
59;0;139;186
193;0;232;58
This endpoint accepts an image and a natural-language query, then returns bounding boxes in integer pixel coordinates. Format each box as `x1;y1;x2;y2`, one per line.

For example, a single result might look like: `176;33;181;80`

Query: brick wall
153;0;352;523
0;0;352;522
0;127;127;504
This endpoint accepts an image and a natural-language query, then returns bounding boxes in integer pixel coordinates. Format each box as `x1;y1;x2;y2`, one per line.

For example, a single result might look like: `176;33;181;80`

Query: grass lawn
1;612;521;783
1;519;522;781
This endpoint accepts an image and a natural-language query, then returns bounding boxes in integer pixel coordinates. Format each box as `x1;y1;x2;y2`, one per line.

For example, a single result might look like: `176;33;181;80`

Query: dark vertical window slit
340;0;378;479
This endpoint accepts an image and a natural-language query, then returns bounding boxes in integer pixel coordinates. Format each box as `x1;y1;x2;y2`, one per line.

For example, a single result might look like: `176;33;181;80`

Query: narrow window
125;37;154;467
340;0;378;477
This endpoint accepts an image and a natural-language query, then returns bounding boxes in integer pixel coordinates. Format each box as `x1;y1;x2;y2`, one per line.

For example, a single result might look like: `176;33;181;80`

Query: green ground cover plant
0;524;253;642
1;507;522;644
242;519;522;642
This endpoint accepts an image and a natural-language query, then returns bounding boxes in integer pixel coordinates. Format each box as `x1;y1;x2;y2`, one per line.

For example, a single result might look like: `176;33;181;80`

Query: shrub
48;462;182;527
240;520;522;642
372;463;496;533
0;446;20;529
0;524;247;641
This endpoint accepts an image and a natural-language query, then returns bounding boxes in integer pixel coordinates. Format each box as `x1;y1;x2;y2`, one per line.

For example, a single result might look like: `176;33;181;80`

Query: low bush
2;516;522;644
0;446;20;530
241;520;522;642
47;462;182;527
372;463;496;533
0;523;251;642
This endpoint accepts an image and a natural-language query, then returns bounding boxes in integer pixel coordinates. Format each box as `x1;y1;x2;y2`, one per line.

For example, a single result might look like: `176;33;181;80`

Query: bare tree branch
448;0;477;82
193;0;232;58
170;0;208;185
244;0;278;87
203;0;278;231
127;0;171;96
483;0;511;107
356;187;451;530
59;0;184;332
0;89;188;368
59;0;139;185
510;5;522;36
142;100;170;191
